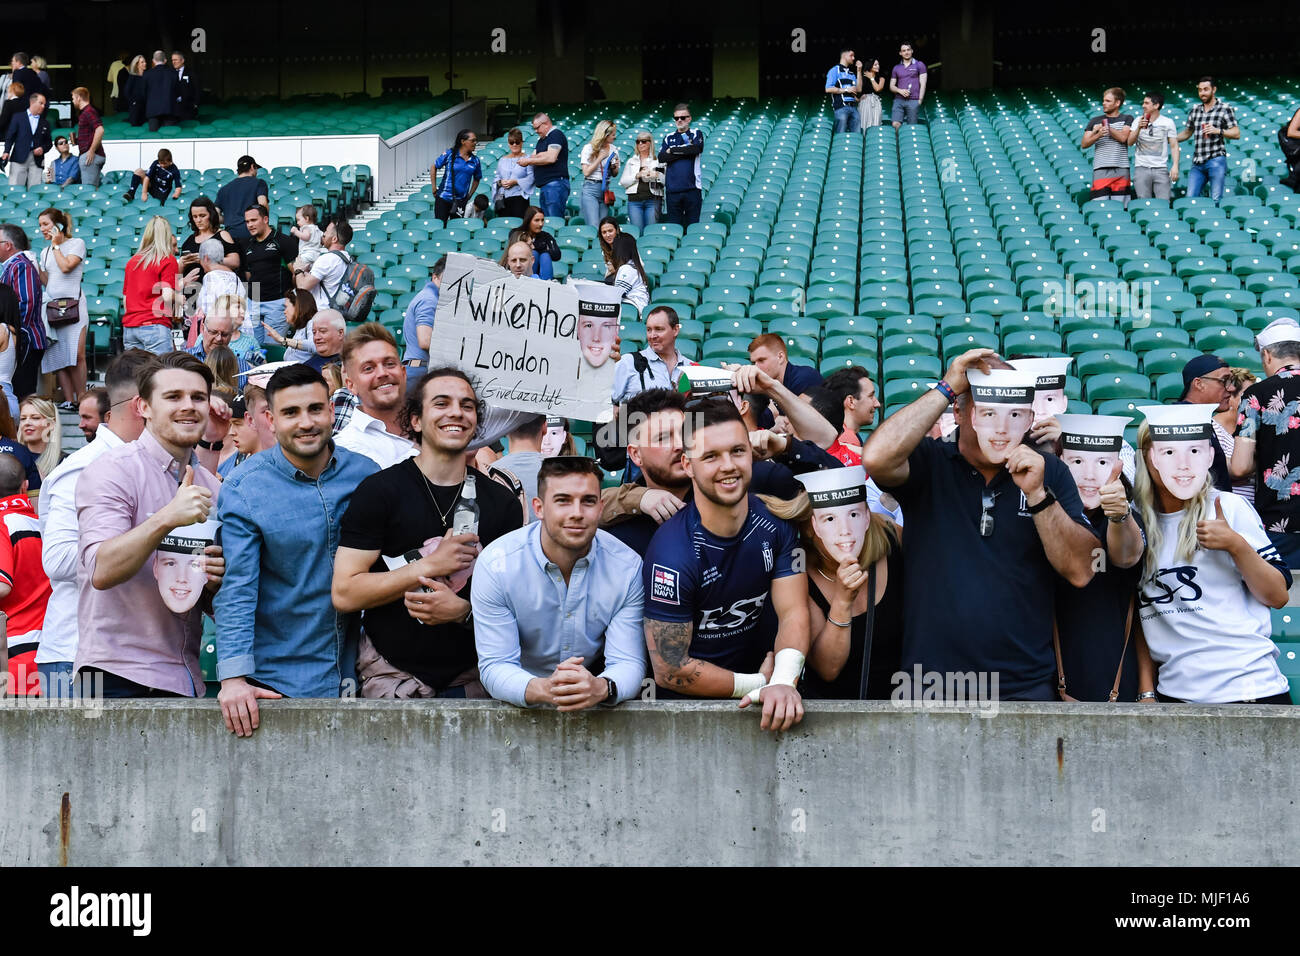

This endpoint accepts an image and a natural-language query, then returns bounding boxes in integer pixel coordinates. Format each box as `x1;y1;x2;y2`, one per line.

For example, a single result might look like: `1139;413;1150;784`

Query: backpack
324;250;376;321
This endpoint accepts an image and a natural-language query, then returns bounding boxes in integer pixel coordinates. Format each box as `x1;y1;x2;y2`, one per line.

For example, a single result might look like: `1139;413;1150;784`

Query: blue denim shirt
214;443;379;697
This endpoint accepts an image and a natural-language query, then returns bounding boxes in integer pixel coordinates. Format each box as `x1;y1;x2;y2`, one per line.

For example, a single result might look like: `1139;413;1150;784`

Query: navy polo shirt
783;361;823;396
877;431;1096;700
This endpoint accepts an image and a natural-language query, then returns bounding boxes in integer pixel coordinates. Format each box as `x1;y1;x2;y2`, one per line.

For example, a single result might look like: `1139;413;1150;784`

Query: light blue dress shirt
472;523;647;707
610;346;691;403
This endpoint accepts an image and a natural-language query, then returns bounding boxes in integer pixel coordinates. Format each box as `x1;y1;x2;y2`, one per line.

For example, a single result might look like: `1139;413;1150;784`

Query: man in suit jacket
143;50;177;132
1;91;52;188
7;53;46;100
171;51;199;121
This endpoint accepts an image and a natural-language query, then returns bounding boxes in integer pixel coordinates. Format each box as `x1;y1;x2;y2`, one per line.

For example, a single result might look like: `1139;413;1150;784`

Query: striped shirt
1;251;47;351
826;64;858;109
1185;100;1237;165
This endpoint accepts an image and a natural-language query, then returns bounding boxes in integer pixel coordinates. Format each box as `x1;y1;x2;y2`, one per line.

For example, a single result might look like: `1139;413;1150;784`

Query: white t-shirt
613;263;649;313
1134;114;1178;168
579;144;620;183
39;239;86;300
309;250;348;311
1139;492;1290;703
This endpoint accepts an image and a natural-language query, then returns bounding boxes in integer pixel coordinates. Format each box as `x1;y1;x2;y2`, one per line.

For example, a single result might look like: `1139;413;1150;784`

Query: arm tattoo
647;619;698;685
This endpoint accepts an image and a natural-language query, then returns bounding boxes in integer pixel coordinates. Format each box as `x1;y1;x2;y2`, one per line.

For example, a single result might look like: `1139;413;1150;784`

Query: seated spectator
619;130;664;229
0;451;49;696
332;369;525;698
205;345;241;396
332;322;413;468
0;399;39;491
187;297;265;373
78;388;108;444
37;349;152;699
215;364;380;734
863;354;1099;701
1051;413;1152;702
289;204;323;265
123;147;182;206
402;256;445;384
473;456;647;708
192;238;244;329
501;240;538;278
179;196;240;291
491;129;534;221
215;157;268;242
610;305;694;404
764;466;903;699
49;136;79;186
306;309;346;373
262;288;318;363
747;333;823;428
468;194;491;223
641;397;809;731
607;231;650;315
19;396;60;482
74;351;226;698
511;206;562;280
1135;404;1292;704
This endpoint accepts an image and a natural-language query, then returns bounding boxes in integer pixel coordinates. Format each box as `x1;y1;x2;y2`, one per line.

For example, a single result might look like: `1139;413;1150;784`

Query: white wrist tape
745;648;806;703
732;672;766;700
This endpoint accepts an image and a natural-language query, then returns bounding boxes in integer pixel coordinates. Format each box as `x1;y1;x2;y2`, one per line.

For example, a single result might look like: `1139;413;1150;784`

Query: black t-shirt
877;431;1095;700
1055;508;1144;702
180;232;240;287
215;176;270;239
241;230;299;301
339;460;524;689
532;129;569;186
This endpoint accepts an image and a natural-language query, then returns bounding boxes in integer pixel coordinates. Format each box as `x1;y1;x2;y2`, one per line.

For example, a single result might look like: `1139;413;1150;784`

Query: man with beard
215;364;379;736
333;323;416;468
75;352;226;697
863;351;1097;701
332;369;524;698
641;398;809;731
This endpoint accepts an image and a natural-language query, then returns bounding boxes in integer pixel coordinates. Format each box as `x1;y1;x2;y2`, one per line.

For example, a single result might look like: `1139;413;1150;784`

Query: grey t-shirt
491;450;544;522
1085;114;1134;171
1134;114;1177;168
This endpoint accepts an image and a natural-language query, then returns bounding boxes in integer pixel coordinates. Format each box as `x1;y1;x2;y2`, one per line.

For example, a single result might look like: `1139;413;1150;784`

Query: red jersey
827;429;863;466
0;492;50;696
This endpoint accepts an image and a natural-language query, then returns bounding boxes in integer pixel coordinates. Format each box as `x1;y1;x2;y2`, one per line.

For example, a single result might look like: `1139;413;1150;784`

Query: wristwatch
600;678;619;707
1026;488;1057;515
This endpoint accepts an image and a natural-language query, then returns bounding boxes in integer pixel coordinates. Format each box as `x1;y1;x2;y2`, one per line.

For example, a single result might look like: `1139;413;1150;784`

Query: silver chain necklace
416;462;464;529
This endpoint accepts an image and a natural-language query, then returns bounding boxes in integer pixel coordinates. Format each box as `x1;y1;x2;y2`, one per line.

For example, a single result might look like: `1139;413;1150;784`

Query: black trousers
12;343;42;398
500;196;529;220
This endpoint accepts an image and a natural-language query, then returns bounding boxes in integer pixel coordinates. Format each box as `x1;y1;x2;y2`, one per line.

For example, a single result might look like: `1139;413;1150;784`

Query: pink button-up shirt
74;428;220;695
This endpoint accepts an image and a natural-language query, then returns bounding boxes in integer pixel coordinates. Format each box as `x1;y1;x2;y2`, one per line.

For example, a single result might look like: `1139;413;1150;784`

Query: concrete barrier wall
2;700;1296;866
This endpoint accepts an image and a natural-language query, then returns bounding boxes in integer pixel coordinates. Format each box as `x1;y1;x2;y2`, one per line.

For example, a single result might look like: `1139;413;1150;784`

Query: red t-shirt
0;493;50;696
827;429;862;466
122;255;179;328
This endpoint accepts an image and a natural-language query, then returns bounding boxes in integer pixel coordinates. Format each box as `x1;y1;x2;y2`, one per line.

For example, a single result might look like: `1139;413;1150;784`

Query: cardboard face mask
1009;358;1072;427
812;500;870;563
1148;438;1214;500
541;416;566;458
1032;387;1067;425
1063;449;1122;509
970;403;1033;465
151;519;219;614
577;315;619;368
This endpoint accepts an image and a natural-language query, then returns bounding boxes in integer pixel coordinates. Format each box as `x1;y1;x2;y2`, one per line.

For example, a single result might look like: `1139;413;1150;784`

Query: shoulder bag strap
856;559;878;700
1052;619;1077;702
1107;594;1136;703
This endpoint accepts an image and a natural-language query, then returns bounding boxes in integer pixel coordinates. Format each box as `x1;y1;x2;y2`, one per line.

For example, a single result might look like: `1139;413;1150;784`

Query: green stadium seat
1193;326;1256;351
1143;347;1202;376
1075;349;1140;377
1065;328;1127;354
1003;329;1063;355
883;333;939;359
1154;371;1185;402
1095;398;1148;426
1180;307;1238;333
1085;372;1151;402
824;315;879;337
883;354;942;382
942;331;999;364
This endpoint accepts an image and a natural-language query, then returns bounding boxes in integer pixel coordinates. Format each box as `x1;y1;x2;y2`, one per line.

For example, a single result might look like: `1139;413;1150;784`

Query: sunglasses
979;488;998;538
637;138;651;143
674;115;690;121
1200;373;1235;389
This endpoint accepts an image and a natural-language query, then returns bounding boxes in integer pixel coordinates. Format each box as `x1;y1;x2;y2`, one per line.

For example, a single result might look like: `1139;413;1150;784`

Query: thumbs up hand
1196;497;1243;554
158;465;213;529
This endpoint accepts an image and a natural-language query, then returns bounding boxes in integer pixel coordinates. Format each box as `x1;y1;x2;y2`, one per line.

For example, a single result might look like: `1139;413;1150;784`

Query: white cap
1010;356;1072;390
1255;318;1300;350
1137;403;1217;441
796;465;868;507
1056;413;1130;453
236;360;298;381
676;364;734;396
967;368;1036;406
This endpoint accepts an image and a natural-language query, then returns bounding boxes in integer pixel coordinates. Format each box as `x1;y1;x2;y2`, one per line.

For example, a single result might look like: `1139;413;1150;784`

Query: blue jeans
537;179;570;219
251;297;288;345
833;106;860;134
1188;154;1228;202
580;180;608;226
664;188;702;226
37;661;76;700
627;199;658;229
534;251;554;280
124;323;174;354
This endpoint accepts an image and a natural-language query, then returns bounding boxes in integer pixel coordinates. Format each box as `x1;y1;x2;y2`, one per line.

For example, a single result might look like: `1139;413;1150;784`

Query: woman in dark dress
123;55;147;127
764;466;903;699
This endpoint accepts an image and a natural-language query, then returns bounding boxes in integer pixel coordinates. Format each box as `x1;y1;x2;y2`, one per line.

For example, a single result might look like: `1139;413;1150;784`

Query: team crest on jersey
762;541;774;572
651;564;679;604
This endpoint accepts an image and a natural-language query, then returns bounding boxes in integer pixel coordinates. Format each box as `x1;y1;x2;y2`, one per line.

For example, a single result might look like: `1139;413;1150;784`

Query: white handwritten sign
430;253;619;422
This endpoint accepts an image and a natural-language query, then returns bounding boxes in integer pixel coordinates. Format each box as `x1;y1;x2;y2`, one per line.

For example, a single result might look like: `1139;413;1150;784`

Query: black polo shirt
876;431;1097;700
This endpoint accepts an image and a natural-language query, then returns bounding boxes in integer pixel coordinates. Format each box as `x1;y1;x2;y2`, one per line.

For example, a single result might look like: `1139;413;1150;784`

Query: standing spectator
0;223;48;396
1179;353;1236;492
215;156;269;241
0;452;51;697
578;120;620;226
0;283;17;418
122;147;183;206
48;137;79;186
333;323;414;468
1134;405;1291;704
262;288;318;363
106;52;128;112
121;216;180;355
402;256;444;385
658;103;704;226
6;54;44;99
491;129;534;221
619;130;664;229
600;388;691;552
78;388;107;443
431;129;482;225
0;82;27;145
1082;87;1135;202
332;369;525;698
215;364;379;734
1232;320;1300;566
178;196;239;291
123;55;147;127
188;296;264;372
889;43;927;129
38;350;152;698
2;90;52;188
825;48;860;134
297;218;351;311
171;51;198;120
516;113;570;219
215;387;266;478
289;204;323;265
36;208;88;409
611;305;692;404
1215;367;1256;506
473;456;646;709
73;351;225;698
240;204;298;345
857;57;886;130
862;356;1099;700
203;345;240;395
30;56;50;93
1128;91;1179;201
142;50;177;132
510;206;563;280
821;365;882;466
19;397;62;481
1176;77;1240;203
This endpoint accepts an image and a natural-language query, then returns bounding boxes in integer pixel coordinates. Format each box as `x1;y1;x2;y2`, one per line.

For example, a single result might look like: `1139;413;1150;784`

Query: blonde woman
619;130;664;228
36;208;88;410
124;54;148;126
578;120;619;226
19;396;61;481
121;216;179;354
1134;405;1292;705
